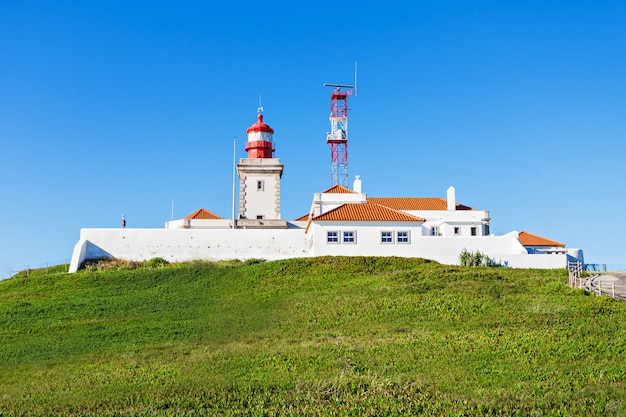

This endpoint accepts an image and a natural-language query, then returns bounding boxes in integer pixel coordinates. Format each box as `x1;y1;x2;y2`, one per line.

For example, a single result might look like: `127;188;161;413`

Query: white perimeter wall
309;225;575;269
69;228;308;272
69;226;581;273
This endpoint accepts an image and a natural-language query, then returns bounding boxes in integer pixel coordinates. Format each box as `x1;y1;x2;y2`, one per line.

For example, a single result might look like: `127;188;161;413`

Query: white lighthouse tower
236;113;286;228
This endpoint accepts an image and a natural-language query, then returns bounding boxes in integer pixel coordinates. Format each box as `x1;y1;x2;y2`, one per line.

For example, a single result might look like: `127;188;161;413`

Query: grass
1;257;625;415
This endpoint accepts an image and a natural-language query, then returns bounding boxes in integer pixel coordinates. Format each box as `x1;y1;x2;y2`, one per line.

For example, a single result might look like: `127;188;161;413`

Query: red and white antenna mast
324;79;355;187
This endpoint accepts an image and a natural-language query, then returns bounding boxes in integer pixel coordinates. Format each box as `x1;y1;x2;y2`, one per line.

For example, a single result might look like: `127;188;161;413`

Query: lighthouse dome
246;114;274;136
245;113;275;158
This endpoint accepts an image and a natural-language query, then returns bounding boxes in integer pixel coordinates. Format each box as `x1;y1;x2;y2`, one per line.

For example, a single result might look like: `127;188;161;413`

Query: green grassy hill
1;257;625;416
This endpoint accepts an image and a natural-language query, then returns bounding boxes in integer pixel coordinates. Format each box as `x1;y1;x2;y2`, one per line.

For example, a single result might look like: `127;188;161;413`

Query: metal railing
3;260;70;280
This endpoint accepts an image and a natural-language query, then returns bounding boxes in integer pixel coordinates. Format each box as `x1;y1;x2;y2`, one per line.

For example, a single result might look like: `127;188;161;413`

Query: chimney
353;175;362;193
447;186;456;210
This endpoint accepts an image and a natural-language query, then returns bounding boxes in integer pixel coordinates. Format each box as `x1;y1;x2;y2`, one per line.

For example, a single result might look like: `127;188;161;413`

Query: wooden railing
569;261;626;300
584;276;626;300
568;261;585;288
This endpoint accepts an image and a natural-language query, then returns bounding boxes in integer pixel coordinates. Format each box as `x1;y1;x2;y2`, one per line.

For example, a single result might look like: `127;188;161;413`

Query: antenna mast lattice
324;82;354;187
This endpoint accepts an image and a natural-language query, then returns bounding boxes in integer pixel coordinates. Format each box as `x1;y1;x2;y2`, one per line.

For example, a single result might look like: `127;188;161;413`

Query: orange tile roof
185;208;222;220
312;202;425;222
295;213;310;221
518;231;565;247
323;184;356;194
368;197;474;211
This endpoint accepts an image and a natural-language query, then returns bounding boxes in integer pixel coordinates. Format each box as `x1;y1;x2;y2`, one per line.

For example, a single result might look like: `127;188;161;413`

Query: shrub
459;248;502;267
81;257;143;272
144;257;168;268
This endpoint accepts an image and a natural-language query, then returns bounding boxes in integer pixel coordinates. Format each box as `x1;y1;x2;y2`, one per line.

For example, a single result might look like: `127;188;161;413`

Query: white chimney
353;175;362;193
447;186;456;210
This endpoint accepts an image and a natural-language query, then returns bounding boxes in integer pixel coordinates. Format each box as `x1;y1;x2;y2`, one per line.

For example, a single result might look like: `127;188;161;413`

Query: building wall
309;192;367;217
497;252;582;268
408;210;490;237
165;219;233;229
237;159;283;220
69;226;582;273
309;223;526;264
241;173;278;219
69;227;307;272
309;221;423;257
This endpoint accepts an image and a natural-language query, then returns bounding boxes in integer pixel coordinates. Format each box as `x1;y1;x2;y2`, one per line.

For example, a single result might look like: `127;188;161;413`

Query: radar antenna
323;76;355;187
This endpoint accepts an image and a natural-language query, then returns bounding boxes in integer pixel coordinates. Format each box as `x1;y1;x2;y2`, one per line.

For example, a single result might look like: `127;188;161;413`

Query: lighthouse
236;113;286;228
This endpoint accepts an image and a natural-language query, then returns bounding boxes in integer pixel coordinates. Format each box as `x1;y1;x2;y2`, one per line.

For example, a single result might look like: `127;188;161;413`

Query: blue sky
1;0;625;278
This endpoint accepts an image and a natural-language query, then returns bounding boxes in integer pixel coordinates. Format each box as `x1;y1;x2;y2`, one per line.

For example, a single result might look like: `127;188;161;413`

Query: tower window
257;180;264;191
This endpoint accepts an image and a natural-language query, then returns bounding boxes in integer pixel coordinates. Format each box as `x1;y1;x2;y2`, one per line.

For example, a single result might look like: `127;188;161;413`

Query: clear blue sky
1;0;625;278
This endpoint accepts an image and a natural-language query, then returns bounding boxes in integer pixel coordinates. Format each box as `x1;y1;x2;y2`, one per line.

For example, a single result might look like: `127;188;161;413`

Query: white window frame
343;230;356;244
397;230;410;244
381;231;394;244
327;231;339;243
431;227;439;236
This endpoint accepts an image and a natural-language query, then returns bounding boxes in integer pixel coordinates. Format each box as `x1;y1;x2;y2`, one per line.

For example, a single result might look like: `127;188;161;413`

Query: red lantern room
245;114;275;158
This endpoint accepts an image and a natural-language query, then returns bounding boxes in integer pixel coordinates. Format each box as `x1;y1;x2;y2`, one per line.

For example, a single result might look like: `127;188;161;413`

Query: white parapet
69;226;580;272
69;227;309;270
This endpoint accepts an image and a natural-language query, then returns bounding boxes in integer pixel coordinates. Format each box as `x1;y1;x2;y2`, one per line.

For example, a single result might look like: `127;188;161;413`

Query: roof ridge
312;201;425;222
518;231;565;247
368;197;474;211
185;207;223;220
323;184;356;194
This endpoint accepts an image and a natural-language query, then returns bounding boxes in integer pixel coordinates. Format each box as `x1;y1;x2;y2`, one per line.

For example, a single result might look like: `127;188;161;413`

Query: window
343;231;356;243
327;231;339;243
397;231;410;243
256;215;264;220
471;227;477;236
431;227;439;236
381;231;393;243
256;180;264;191
454;227;461;236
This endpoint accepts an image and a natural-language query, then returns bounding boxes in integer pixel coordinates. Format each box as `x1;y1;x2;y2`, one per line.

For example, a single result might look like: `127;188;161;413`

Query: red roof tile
312;202;425;222
518;231;565;247
323;185;356;194
295;213;310;221
185;208;222;220
368;197;474;211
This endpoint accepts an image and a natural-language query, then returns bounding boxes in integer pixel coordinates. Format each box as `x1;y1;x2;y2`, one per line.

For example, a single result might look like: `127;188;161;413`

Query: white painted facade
307;191;367;218
417;210;490;237
68;181;584;272
69;222;580;273
70;226;308;270
67;114;585;273
237;158;283;221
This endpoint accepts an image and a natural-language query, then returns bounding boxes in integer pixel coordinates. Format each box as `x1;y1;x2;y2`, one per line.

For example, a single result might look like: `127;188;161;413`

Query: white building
69;114;584;272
